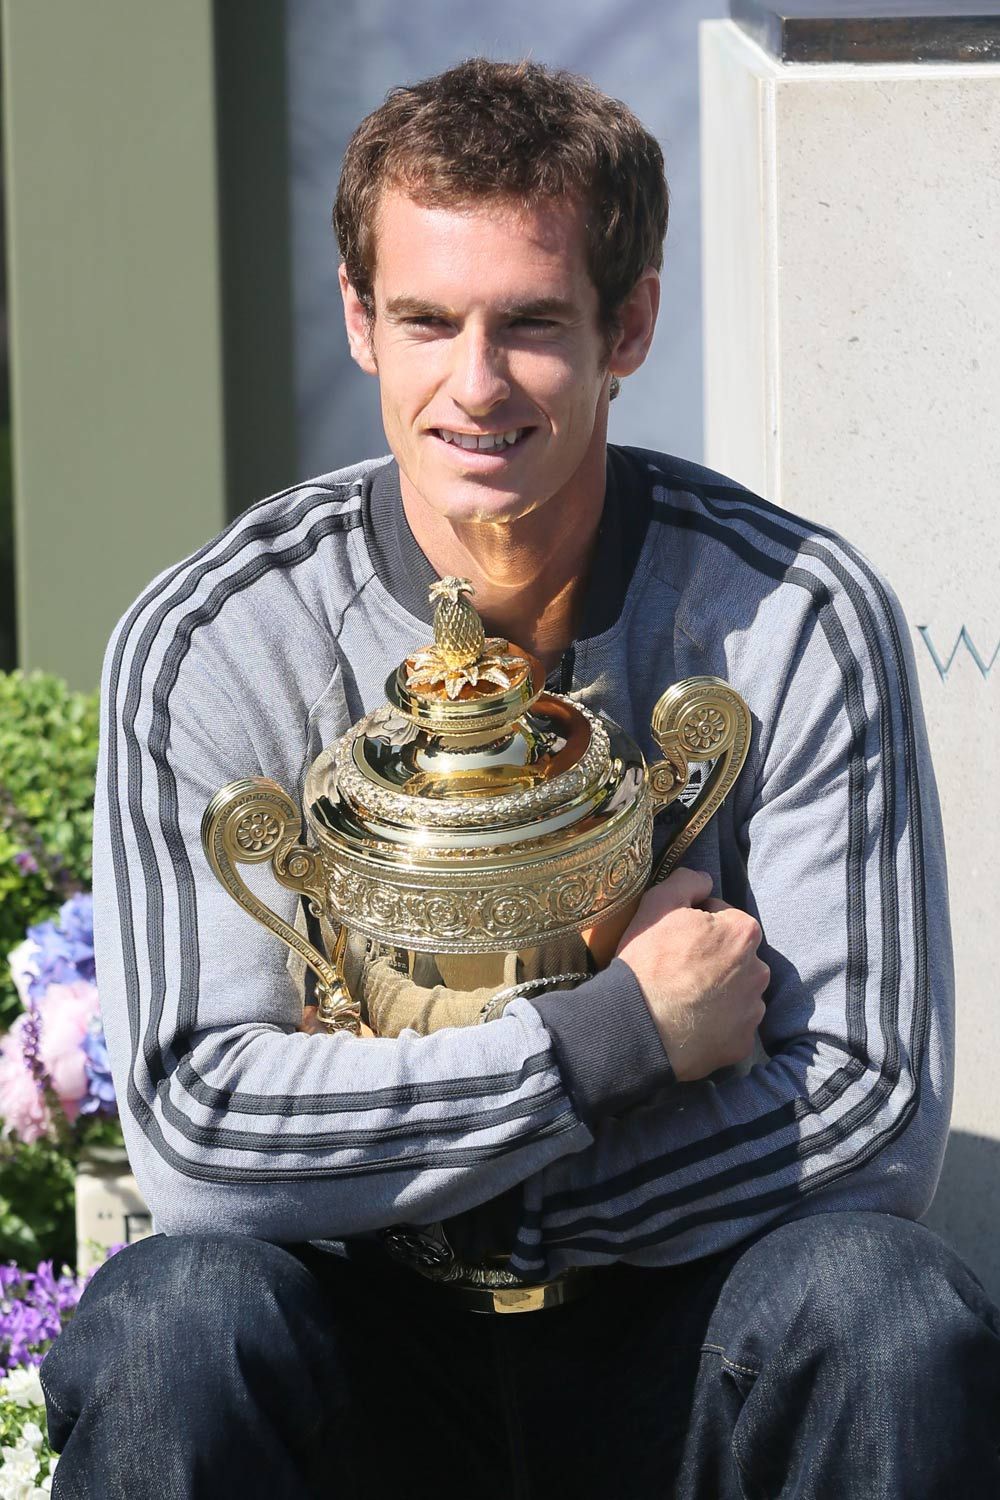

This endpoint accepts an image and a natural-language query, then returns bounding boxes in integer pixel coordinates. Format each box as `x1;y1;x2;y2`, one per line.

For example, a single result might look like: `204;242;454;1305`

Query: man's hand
616;869;769;1082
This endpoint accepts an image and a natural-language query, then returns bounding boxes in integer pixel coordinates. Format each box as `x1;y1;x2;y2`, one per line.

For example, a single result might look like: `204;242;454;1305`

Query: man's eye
512;317;556;331
406;315;448;330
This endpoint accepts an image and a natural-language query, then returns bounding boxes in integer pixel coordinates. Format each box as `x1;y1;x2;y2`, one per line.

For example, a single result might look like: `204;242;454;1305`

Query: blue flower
58;893;95;953
80;1021;116;1116
25;894;96;1002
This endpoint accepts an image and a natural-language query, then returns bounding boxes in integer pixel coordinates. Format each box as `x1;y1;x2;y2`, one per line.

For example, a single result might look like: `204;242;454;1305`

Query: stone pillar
701;7;1000;1294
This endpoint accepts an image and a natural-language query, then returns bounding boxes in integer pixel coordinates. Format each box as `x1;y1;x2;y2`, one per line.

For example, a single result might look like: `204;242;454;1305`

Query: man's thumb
651;867;714;913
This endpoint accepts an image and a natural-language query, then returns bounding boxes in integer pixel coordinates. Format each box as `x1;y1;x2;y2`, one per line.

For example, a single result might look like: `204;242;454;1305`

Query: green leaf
0;1138;77;1267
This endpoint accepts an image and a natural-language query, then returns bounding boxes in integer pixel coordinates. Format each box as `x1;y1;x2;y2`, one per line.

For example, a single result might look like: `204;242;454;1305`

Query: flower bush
0;892;119;1267
0;1264;82;1381
0;1257;117;1496
0;672;99;1033
0;896;115;1147
0;1360;54;1498
0;1272;78;1496
0;662;115;1309
0;896;113;1144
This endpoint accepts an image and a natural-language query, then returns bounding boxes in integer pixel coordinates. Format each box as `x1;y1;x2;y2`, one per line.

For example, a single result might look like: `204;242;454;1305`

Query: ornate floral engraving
681;707;727;753
649;760;684;800
234;809;282;854
321;802;652;953
552;875;591;920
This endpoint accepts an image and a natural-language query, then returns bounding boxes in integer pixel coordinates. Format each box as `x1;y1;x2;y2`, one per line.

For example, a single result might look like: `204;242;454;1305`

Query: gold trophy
201;579;750;1308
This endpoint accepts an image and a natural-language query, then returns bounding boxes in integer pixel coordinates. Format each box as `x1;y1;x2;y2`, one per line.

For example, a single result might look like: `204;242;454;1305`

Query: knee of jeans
56;1234;315;1378
793;1212;978;1317
720;1212;993;1366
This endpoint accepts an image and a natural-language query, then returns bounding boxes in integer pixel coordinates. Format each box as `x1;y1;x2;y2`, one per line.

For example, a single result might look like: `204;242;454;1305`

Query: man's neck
399;460;607;674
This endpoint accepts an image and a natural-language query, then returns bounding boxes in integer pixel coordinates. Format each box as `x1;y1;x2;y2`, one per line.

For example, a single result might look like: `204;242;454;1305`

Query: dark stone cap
730;1;1000;64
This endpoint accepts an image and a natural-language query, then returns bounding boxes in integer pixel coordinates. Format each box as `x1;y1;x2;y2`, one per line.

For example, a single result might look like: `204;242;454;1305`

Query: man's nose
448;329;510;414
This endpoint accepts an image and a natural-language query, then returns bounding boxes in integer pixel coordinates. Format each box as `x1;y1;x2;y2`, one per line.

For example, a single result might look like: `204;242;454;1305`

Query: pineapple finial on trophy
405;577;529;701
428;577;485;667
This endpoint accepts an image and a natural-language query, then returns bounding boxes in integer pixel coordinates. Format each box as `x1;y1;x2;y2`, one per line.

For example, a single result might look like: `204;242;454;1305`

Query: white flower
0;1368;44;1409
0;1384;54;1500
0;1437;38;1498
6;940;40;1009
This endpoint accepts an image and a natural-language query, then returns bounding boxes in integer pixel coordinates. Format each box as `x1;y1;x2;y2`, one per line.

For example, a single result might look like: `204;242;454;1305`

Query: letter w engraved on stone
916;626;1000;682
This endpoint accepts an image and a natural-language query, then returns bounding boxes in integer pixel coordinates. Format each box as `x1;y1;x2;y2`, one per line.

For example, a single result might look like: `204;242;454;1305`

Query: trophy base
437;1272;596;1315
381;1225;596;1315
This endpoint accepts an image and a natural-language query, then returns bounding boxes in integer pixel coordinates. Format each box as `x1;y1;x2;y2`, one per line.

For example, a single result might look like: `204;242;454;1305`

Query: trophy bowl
201;578;751;1039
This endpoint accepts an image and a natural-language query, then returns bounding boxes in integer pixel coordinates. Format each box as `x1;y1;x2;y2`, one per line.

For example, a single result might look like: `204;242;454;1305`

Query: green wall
2;0;229;691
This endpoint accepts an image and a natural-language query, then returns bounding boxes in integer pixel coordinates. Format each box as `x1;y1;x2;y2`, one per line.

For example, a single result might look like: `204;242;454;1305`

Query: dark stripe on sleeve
156;1075;569;1155
130;1109;582;1187
173;1049;553;1115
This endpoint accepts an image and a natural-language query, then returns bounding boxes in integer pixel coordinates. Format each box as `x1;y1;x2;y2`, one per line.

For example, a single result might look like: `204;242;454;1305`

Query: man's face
341;189;617;525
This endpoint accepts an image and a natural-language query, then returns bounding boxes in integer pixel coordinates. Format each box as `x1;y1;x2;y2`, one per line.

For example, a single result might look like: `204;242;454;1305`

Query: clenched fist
616;869;769;1082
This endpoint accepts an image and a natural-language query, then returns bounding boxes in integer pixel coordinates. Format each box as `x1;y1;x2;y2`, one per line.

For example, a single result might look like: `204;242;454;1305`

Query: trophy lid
302;578;651;952
388;576;547;739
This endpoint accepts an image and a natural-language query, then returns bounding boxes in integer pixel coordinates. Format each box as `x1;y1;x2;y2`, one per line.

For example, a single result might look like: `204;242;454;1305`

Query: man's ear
339;263;378;376
608;267;660;380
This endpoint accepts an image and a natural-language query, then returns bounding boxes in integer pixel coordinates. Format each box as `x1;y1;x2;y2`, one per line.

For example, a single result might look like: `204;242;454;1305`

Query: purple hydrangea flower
25;893;96;1002
57;893;95;956
80;1021;117;1116
13;850;39;876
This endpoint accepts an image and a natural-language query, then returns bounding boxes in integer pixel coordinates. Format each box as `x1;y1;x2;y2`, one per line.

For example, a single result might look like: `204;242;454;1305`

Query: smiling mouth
432;427;530;453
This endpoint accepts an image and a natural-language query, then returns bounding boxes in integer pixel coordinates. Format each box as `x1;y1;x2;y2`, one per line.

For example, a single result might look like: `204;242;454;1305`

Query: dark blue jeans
41;1211;1000;1498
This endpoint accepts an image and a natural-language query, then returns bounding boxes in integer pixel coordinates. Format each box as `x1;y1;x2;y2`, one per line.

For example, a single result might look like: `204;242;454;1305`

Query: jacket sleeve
94;595;671;1244
508;556;953;1280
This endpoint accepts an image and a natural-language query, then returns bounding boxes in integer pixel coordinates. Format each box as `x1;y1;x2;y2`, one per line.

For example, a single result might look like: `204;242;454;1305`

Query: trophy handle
647;677;752;884
200;777;360;1034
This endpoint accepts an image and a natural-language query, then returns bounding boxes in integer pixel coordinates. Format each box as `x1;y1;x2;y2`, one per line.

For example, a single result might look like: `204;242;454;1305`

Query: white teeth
437;428;524;449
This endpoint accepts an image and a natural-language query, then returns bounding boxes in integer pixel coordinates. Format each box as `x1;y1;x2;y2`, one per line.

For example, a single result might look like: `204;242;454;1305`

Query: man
43;58;999;1498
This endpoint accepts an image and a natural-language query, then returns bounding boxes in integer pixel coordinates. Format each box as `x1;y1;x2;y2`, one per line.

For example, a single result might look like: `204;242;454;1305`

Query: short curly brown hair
334;58;668;338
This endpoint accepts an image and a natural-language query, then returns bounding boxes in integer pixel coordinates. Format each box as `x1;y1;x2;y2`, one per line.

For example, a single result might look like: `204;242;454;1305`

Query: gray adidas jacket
93;446;952;1278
